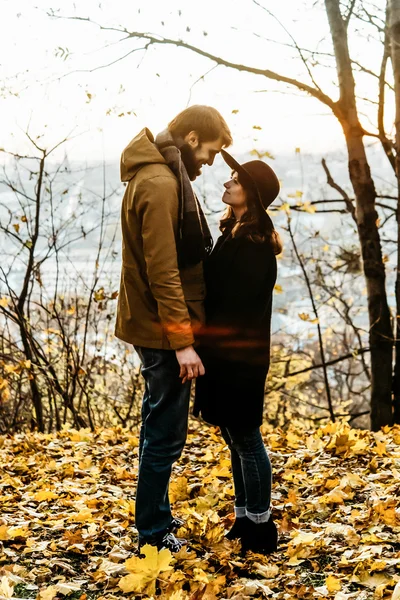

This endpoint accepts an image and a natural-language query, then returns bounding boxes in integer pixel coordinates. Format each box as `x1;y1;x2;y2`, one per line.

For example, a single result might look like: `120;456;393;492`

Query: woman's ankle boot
240;515;278;555
225;516;246;540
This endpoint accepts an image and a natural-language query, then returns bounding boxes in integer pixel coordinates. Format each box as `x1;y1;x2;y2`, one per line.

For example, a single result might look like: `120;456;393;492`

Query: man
115;105;232;552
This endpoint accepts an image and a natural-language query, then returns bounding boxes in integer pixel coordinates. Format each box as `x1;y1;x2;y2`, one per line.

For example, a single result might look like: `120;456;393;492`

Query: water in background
0;144;397;343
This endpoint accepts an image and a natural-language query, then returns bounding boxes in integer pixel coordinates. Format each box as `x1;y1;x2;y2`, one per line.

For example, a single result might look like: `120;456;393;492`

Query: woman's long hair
220;179;283;255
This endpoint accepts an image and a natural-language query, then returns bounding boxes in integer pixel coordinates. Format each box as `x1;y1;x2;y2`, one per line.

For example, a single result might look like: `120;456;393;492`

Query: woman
193;149;282;555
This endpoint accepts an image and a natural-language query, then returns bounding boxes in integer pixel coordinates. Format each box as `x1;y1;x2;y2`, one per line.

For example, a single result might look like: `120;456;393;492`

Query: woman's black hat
221;149;280;210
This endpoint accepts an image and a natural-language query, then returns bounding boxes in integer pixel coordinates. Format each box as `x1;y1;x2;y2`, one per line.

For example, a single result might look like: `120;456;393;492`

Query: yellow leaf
210;464;231;478
295;147;301;154
291;531;319;546
303;201;317;213
374;441;387;456
295;190;303;198
326;575;341;592
319;487;347;504
0;525;9;540
323;244;329;251
39;586;58;600
7;526;29;539
169;591;188;600
33;490;58;502
13;223;20;233
118;573;141;594
69;508;93;522
193;568;209;584
298;313;310;321
94;288;105;302
0;297;9;308
249;148;274;159
369;560;388;572
169;476;189;503
121;544;174;595
274;284;283;293
0;576;13;599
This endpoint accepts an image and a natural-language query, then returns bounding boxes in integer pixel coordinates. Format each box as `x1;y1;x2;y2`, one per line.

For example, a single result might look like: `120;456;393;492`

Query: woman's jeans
220;426;272;523
134;346;191;544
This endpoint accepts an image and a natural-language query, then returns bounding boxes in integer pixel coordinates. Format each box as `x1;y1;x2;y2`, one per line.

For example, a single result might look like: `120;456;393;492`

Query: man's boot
169;516;184;533
139;531;187;555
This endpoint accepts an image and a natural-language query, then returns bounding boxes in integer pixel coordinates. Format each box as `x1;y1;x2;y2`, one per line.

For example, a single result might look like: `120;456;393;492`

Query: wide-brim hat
221;149;280;210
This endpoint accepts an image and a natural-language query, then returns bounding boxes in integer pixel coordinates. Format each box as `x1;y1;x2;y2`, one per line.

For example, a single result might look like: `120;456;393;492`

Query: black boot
225;516;246;540
240;515;278;555
169;516;184;533
139;531;187;555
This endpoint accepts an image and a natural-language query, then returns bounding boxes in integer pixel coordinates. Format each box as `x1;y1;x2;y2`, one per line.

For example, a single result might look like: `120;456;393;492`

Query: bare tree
0;132;142;433
388;0;400;422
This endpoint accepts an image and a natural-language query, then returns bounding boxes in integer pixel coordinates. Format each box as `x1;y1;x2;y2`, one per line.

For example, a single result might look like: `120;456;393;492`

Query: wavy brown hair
220;178;283;255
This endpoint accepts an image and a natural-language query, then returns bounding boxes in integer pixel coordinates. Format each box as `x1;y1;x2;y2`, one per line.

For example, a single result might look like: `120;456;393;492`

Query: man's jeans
220;426;272;523
134;346;191;544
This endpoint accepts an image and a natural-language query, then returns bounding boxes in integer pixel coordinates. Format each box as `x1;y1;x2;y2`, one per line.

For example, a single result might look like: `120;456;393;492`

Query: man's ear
184;130;199;148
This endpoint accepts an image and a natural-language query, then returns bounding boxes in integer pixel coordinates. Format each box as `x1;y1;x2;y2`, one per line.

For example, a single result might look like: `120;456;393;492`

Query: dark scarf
155;129;213;268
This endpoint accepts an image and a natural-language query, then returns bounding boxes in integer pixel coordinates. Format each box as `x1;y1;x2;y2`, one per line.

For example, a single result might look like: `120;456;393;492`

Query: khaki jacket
114;128;205;350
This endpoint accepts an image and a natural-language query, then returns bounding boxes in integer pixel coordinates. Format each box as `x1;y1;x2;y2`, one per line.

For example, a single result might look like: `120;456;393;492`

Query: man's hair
168;105;232;147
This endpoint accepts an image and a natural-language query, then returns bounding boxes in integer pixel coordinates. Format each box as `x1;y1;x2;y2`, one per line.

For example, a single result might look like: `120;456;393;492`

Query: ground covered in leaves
1;420;400;600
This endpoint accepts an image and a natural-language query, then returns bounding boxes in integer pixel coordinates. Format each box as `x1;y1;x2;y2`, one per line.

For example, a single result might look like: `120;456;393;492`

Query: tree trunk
389;0;400;423
325;0;393;430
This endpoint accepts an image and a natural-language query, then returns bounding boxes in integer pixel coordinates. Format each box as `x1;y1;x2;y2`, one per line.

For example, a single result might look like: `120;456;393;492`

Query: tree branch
321;158;357;220
51;15;340;116
345;0;357;27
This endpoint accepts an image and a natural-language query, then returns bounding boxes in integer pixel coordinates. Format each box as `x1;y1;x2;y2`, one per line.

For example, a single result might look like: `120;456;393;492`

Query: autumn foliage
1;419;400;599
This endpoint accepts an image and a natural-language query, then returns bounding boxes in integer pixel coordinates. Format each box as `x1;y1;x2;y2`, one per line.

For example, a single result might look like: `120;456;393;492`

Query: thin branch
252;0;324;93
287;214;335;421
186;64;219;107
60;45;151;79
345;0;357;27
321;158;357;221
378;8;396;172
285;346;370;377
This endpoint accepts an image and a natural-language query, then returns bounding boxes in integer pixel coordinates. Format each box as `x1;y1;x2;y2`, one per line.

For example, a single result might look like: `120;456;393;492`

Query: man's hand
175;345;205;384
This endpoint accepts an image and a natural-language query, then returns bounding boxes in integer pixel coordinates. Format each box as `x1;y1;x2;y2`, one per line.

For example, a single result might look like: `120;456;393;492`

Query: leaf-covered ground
1;420;400;600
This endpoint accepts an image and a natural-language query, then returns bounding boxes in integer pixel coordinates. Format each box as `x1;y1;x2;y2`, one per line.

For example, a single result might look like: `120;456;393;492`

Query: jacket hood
120;127;167;182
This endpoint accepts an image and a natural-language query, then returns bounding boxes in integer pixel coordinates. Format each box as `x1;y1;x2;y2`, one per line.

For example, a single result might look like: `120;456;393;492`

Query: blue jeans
134;346;191;544
220;426;272;523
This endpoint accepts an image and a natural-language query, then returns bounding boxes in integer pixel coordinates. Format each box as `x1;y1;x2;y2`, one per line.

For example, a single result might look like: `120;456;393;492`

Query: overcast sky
1;0;389;163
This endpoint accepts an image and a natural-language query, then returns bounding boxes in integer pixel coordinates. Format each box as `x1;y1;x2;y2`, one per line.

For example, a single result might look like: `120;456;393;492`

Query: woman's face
222;171;247;210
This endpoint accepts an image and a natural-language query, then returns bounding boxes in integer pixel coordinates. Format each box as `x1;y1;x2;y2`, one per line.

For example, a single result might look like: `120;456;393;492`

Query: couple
115;105;282;556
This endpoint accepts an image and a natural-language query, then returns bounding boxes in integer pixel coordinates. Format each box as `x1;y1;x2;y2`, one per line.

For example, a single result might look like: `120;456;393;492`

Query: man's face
183;131;225;180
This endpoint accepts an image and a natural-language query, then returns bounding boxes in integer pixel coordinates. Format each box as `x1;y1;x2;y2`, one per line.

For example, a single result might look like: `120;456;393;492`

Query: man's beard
179;142;200;181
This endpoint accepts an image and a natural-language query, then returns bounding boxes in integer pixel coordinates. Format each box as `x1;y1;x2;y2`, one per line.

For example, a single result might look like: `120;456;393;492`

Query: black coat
193;230;277;429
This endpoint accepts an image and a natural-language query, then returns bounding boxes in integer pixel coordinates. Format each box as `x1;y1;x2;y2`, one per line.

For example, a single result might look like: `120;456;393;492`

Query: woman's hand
175;345;205;384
